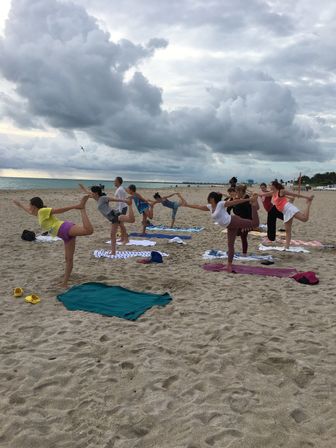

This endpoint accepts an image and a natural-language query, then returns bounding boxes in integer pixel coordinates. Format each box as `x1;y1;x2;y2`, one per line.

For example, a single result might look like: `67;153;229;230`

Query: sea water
0;177;187;191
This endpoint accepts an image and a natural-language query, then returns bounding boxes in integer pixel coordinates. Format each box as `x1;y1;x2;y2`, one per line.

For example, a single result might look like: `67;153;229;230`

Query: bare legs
293;196;314;223
140;205;153;235
68;196;94;237
63;238;76;287
284;219;293;249
284;196;314;249
61;196;94;288
226;196;259;272
110;200;135;254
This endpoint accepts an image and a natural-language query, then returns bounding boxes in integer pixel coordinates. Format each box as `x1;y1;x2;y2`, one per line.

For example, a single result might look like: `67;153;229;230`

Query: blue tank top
134;196;149;214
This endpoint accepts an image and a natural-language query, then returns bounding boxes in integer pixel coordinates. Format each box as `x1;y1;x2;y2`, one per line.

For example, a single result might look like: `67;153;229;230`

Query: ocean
0;177;188;191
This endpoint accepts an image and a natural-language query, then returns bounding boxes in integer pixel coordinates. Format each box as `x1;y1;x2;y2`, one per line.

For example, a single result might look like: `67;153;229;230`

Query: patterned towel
203;250;273;261
259;244;310;253
93;249;168;259
106;239;156;247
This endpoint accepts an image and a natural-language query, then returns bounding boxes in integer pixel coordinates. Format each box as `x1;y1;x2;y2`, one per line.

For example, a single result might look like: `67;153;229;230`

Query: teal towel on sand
57;282;172;321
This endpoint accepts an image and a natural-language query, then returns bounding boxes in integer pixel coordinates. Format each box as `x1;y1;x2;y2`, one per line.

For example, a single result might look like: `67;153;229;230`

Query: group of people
13;177;314;286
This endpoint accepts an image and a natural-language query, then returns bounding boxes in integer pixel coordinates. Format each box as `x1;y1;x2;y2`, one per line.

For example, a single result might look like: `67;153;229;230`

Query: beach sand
1;188;336;448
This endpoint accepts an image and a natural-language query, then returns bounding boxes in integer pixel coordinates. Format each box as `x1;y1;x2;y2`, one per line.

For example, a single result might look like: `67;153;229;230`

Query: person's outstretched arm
13;200;33;214
282;189;312;199
178;195;208;211
79;183;91;194
223;197;251;207
162;193;178;200
258;191;273;197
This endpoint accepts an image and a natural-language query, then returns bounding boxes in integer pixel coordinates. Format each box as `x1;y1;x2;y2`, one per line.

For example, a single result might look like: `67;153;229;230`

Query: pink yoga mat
202;263;298;277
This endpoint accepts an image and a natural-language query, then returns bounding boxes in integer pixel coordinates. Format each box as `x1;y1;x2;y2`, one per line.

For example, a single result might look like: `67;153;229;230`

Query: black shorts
106;210;121;224
121;206;127;215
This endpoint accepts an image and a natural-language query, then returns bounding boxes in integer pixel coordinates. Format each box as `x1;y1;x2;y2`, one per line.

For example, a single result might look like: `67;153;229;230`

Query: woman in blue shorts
151;192;183;228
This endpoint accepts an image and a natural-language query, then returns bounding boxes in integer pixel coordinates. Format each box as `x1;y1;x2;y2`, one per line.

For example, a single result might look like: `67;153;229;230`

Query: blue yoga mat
57;282;172;321
129;232;191;240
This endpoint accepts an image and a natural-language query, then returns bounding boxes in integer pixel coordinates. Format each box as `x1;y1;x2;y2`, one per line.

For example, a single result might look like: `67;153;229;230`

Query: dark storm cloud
0;0;329;177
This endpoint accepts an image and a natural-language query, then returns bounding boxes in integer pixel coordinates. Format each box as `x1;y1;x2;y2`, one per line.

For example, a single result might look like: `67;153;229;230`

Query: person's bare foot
226;263;233;273
78;195;90;209
179;195;188;206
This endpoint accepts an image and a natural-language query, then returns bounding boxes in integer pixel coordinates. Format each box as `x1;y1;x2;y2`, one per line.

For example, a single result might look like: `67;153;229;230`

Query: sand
1;187;336;448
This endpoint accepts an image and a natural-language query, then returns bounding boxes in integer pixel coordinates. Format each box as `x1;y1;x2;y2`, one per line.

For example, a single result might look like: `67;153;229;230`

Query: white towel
203;250;273;261
36;235;62;242
106;239;156;247
147;225;204;232
168;237;186;245
93;250;168;259
258;244;310;253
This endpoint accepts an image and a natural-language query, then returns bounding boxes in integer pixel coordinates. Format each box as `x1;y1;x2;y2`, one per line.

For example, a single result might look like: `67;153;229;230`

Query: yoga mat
129;232;191;240
203;250;273;262
93;249;168;259
57;282;172;320
106;239;156;247
261;237;330;248
147;225;204;233
259;244;310;253
203;263;297;277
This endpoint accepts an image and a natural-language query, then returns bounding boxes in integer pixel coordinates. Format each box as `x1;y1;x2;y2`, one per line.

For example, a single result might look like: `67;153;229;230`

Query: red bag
291;271;319;285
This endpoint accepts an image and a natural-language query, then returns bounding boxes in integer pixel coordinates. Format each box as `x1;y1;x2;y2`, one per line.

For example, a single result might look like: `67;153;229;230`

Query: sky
0;0;335;182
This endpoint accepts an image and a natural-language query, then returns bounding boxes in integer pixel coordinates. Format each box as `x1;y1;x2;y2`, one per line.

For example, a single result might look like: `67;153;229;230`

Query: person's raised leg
69;195;94;237
293;196;314;223
62;238;76;288
119;200;135;224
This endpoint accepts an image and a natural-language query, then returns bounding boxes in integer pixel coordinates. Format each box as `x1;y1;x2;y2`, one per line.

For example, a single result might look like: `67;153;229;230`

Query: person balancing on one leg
13;195;93;288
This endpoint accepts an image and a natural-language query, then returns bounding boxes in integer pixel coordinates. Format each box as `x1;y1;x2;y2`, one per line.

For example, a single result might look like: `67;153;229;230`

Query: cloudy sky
0;0;335;182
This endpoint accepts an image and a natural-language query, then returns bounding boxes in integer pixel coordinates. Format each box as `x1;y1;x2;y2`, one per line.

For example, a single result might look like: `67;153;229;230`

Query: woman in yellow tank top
13;195;93;288
259;181;314;249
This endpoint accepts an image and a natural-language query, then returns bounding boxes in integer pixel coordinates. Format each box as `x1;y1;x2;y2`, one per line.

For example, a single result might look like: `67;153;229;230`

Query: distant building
247;179;254;185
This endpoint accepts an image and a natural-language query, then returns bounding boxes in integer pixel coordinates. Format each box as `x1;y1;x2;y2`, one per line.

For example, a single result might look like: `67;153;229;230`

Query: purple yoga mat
202;263;298;277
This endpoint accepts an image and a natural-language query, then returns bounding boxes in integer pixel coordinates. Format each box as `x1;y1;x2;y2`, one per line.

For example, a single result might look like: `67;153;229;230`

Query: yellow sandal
25;294;41;304
13;287;24;298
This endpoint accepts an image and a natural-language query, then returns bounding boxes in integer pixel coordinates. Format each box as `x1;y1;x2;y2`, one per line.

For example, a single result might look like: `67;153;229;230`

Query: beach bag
292;271;319;285
21;230;36;241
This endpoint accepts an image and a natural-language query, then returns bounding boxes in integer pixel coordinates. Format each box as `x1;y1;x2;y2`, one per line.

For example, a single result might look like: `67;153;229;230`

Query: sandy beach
1;187;336;448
